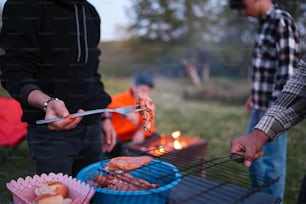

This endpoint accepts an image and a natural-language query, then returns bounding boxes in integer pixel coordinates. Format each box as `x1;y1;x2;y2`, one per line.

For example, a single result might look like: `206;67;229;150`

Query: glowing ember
171;131;181;139
158;145;165;154
173;139;183;150
172;131;183;150
150;145;170;156
125;133;208;177
146;131;195;155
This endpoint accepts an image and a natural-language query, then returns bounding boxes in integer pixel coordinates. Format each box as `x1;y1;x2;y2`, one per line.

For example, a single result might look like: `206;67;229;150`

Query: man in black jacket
0;0;116;176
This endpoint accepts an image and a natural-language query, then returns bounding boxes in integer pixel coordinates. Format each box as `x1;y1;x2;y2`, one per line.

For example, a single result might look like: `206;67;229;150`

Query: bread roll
33;181;72;204
34;181;68;198
37;194;64;204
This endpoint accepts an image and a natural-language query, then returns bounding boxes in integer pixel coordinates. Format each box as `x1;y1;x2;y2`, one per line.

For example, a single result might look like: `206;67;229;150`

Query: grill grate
80;148;281;204
158;150;281;204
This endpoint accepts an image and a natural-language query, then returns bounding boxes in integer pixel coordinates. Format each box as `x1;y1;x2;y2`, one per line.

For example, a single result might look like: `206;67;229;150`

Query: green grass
1;77;305;203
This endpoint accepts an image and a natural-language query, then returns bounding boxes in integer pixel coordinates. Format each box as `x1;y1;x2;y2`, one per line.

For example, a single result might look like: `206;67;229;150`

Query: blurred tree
127;0;233;84
127;0;243;46
274;0;302;17
111;0;306;80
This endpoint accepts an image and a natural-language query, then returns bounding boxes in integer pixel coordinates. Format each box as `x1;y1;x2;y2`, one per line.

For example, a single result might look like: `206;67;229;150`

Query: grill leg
296;175;306;204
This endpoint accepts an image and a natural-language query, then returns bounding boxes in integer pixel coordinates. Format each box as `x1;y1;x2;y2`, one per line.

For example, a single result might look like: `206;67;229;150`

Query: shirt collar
259;6;275;25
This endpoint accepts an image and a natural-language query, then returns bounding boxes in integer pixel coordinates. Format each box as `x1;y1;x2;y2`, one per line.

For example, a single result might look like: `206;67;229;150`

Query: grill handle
230;151;245;163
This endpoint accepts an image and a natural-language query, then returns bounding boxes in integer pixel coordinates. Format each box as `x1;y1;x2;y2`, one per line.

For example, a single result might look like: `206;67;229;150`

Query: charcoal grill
162;151;281;204
79;148;281;204
120;135;281;204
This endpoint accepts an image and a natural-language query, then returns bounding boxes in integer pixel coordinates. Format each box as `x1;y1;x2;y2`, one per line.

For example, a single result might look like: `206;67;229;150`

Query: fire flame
172;131;181;139
158;145;165;153
172;131;183;150
173;139;183;150
148;131;189;156
152;145;166;156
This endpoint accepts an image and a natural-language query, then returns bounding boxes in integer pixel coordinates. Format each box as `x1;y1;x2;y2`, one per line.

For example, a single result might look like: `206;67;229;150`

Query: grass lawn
0;77;305;203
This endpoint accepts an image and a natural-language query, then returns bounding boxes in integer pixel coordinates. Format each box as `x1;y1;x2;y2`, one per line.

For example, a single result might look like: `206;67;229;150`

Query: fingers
244;160;252;167
245;96;252;113
244;151;263;167
101;120;117;152
104;131;116;152
230;136;258;167
243;154;253;167
48;109;84;131
48;116;82;131
230;137;246;154
242;148;264;168
102;138;116;152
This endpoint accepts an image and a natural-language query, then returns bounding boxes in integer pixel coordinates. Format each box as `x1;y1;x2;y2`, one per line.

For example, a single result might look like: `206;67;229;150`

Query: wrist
253;129;270;143
43;98;59;112
101;113;112;121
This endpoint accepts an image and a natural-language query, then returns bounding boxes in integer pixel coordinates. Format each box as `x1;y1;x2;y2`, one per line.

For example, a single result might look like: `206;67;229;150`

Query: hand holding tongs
206;152;245;164
230;151;245;163
36;104;143;124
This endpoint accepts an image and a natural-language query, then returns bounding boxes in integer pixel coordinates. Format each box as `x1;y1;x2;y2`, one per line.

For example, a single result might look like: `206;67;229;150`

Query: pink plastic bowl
6;172;95;204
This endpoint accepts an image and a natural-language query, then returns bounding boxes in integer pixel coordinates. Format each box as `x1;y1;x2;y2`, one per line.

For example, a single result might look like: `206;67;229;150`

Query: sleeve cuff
254;115;285;141
20;84;41;106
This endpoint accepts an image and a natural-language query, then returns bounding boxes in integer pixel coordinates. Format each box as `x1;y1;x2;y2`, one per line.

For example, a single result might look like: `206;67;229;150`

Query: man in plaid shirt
230;54;306;204
230;0;301;201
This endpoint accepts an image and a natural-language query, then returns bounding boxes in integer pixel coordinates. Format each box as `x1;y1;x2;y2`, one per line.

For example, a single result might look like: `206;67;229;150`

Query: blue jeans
247;108;287;202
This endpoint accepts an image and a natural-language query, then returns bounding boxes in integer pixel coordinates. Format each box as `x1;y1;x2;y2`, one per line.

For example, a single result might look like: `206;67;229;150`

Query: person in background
0;0;116;177
230;54;306;204
105;72;158;157
229;0;301;201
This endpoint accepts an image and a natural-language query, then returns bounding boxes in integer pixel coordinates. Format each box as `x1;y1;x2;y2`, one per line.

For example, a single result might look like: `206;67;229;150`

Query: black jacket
0;0;111;125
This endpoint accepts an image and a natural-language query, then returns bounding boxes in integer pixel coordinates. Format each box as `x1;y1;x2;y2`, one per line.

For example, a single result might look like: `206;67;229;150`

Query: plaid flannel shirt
251;7;300;111
255;55;306;140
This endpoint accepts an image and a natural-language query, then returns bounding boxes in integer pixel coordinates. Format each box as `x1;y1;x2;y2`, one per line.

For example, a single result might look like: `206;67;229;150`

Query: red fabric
0;97;28;146
107;88;156;142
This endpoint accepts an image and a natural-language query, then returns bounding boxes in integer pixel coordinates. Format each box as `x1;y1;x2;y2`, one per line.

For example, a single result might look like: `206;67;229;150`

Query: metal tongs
36;104;143;124
230;151;245;163
208;152;245;164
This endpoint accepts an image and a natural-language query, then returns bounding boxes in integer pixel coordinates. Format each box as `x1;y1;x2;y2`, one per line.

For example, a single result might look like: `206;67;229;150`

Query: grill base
168;175;281;204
